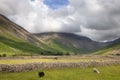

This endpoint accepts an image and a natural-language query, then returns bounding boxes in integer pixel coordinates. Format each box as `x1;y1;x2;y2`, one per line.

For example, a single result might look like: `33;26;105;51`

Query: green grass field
0;65;120;80
0;58;84;64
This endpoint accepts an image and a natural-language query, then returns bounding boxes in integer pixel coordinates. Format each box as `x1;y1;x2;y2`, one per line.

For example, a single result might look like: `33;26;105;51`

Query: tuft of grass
0;65;120;80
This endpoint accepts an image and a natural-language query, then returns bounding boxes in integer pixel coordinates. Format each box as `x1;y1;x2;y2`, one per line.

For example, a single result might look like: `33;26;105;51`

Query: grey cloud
0;0;120;41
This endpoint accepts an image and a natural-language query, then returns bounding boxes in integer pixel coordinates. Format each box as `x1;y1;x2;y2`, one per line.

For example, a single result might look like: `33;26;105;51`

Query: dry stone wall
0;60;120;72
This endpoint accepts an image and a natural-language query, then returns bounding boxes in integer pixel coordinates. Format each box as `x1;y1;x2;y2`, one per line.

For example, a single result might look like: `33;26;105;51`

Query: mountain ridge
0;14;120;56
34;32;110;54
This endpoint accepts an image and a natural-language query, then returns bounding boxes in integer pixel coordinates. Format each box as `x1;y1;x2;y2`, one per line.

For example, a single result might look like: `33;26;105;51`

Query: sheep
38;71;45;77
54;57;58;60
93;68;100;74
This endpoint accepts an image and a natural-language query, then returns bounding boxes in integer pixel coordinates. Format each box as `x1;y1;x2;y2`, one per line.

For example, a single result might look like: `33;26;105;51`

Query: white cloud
0;0;120;41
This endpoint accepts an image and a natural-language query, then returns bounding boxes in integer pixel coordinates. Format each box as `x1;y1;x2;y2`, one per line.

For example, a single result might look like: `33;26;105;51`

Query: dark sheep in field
38;72;45;77
93;68;100;74
54;57;58;60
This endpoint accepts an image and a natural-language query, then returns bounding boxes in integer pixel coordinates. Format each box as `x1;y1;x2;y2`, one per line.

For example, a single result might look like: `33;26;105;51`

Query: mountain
0;14;51;56
95;38;120;55
1;14;119;56
0;14;40;44
35;32;108;54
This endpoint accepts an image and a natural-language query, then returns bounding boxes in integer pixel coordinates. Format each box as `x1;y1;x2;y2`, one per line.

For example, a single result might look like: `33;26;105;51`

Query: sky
0;0;120;42
43;0;69;9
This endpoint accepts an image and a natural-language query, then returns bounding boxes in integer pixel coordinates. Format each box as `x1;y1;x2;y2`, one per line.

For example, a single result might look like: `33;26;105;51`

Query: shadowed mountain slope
95;38;120;55
35;32;109;54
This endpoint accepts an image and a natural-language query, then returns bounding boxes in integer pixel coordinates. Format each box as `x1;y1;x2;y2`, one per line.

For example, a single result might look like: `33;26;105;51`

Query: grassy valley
35;32;108;54
94;40;120;55
1;14;120;56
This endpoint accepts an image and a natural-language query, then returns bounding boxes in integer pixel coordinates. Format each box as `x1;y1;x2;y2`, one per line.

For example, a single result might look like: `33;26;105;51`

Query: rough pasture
0;65;120;80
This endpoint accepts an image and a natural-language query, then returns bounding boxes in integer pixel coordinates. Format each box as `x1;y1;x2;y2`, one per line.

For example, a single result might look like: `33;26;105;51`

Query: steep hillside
35;32;108;54
0;14;39;43
94;38;120;55
0;14;50;56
